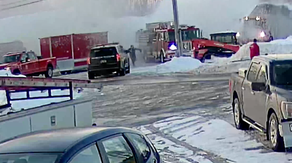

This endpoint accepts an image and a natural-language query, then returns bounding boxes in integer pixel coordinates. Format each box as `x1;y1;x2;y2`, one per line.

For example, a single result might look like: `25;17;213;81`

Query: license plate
100;60;107;63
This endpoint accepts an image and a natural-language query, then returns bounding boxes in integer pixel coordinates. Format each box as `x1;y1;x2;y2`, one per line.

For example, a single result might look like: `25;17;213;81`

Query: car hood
275;86;292;101
0;63;9;69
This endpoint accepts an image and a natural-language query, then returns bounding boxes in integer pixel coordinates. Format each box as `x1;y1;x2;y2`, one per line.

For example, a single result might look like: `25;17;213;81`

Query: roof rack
0;77;102;109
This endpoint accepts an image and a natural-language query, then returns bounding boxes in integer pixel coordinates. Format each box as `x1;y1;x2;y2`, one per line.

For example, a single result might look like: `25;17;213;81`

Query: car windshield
3;55;21;63
0;153;59;163
211;34;236;44
168;30;200;42
272;61;292;85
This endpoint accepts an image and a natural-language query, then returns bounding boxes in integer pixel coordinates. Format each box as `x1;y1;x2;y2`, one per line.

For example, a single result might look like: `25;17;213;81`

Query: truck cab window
257;65;267;83
28;53;37;61
21;54;28;62
247;62;261;82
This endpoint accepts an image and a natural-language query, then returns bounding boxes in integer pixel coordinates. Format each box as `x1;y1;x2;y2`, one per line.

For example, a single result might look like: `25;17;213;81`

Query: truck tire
88;72;95;80
268;113;284;151
45;66;53;78
160;52;165;63
118;62;126;76
126;59;130;74
233;98;249;130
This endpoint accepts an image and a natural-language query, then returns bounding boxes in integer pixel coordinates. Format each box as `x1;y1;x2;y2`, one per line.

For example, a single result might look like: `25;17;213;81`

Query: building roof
0;127;137;154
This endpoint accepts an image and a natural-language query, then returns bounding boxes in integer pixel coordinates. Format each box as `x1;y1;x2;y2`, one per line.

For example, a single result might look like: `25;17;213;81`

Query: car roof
0;127;139;154
254;54;292;62
210;31;237;35
91;43;120;50
4;53;22;56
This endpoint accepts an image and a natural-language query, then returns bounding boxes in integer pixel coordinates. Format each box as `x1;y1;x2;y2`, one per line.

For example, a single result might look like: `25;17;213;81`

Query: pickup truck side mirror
251;82;266;92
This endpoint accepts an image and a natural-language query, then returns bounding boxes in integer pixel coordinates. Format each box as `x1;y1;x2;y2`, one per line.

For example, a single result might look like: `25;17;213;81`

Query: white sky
0;0;259;53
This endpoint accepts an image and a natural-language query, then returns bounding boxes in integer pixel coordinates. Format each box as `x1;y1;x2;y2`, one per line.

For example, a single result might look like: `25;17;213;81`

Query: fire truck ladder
0;77;102;109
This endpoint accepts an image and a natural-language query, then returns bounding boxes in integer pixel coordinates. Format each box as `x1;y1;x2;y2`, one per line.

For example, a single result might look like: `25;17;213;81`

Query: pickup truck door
20;53;39;75
243;62;261;121
252;64;269;127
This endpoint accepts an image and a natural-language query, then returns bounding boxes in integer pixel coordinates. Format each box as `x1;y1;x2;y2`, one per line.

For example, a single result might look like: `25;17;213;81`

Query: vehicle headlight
4;67;10;71
260;31;266;38
281;102;292;119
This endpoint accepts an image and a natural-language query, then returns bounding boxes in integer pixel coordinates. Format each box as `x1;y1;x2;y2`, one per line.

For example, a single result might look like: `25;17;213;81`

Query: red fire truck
136;22;202;63
40;32;108;74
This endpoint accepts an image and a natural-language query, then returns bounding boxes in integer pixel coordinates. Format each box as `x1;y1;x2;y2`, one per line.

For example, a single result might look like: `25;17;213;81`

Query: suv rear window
90;47;117;57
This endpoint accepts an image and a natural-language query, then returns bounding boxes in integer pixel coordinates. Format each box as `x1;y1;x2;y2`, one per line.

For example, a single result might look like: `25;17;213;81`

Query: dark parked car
88;43;130;79
0;127;160;163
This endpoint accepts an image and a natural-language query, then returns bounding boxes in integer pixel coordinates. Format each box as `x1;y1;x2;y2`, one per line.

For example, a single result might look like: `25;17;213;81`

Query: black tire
160;52;165;63
119;62;126;76
45;66;53;78
88;72;95;79
268;113;284;151
12;69;21;75
126;59;130;74
233;98;249;130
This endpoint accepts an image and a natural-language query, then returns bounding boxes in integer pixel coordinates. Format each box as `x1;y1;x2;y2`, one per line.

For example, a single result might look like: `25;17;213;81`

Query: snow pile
232;36;292;61
132;57;202;74
0;70;85;115
149;116;292;163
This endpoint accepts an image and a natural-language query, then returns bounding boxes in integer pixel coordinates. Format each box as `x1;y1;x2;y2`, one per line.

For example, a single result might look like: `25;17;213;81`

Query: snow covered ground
139;116;292;163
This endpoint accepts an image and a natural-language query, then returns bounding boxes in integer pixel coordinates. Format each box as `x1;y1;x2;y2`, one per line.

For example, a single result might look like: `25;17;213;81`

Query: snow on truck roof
255;54;292;61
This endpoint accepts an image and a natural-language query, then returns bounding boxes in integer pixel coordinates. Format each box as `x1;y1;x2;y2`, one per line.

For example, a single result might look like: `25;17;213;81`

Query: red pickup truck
0;51;56;78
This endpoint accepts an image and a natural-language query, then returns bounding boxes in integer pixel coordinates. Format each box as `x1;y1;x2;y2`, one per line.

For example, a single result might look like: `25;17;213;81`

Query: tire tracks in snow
144;125;235;163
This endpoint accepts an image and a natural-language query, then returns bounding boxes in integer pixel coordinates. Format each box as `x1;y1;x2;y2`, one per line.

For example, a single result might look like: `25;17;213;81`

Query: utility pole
172;0;182;57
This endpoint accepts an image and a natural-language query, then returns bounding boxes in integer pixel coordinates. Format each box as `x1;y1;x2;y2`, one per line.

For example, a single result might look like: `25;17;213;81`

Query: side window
127;134;151;161
70;144;102;163
247;63;260;82
28;52;37;61
102;136;136;163
21;54;28;62
257;65;267;83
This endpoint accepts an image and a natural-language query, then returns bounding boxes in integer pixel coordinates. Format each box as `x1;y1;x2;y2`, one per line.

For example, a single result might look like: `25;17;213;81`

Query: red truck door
20;52;39;75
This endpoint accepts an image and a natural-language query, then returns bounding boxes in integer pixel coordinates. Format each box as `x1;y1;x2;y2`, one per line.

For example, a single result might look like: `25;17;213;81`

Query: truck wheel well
12;69;20;74
47;64;53;68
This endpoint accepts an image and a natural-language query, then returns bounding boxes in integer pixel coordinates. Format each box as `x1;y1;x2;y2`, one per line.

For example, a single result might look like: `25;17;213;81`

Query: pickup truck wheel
233;98;248;130
45;66;53;78
268;113;284;151
160;53;165;63
126;59;130;74
88;72;95;80
118;62;126;76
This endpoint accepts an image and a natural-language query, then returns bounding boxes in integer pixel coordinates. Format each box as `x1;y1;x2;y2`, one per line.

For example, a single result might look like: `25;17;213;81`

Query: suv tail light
116;54;121;61
87;57;91;64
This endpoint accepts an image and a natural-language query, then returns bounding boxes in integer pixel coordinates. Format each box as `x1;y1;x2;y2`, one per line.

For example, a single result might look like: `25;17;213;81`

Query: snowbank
132;57;202;74
0;70;85;115
232;36;292;61
148;115;292;163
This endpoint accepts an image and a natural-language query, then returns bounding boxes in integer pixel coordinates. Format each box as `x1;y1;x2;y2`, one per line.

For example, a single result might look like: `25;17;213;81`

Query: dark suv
88;43;130;79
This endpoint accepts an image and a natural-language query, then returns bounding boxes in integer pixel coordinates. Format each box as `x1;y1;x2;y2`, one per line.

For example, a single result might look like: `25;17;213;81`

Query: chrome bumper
280;122;292;148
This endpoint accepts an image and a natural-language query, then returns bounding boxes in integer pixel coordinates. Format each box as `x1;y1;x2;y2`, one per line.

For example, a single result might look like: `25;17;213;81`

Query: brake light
116;54;121;61
87;57;90;64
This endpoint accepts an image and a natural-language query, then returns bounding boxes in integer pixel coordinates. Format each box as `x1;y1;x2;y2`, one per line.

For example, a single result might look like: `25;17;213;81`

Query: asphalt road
61;68;284;163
